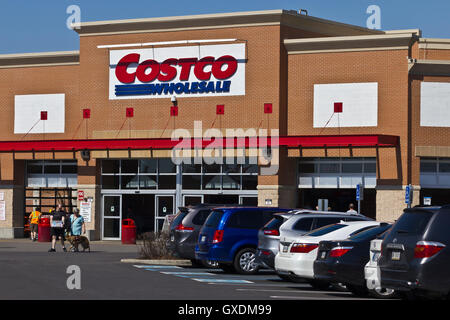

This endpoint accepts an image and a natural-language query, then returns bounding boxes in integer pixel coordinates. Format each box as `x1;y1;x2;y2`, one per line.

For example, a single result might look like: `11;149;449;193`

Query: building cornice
408;58;450;76
73;9;382;37
419;38;450;50
0;51;79;68
284;33;417;54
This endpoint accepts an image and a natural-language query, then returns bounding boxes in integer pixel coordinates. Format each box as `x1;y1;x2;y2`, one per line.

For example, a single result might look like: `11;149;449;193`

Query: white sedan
275;221;381;286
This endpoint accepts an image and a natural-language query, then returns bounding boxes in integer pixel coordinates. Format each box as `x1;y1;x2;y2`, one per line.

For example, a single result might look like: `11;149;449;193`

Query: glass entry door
239;195;258;206
155;195;174;232
103;195;121;240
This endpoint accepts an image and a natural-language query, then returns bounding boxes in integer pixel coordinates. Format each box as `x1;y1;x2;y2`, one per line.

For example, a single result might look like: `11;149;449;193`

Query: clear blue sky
1;0;449;54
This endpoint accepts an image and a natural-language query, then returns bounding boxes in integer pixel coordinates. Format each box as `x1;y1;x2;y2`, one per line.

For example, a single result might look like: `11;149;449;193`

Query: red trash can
122;219;136;244
38;217;52;242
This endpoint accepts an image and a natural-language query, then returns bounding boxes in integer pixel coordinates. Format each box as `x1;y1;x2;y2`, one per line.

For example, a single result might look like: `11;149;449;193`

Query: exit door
103;195;121;240
155;195;175;232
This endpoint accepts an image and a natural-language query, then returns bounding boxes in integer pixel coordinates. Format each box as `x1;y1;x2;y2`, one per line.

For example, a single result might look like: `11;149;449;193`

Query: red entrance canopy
0;135;398;152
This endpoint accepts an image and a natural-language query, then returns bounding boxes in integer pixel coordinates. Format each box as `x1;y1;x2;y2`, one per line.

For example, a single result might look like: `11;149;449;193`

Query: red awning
0;135;398;152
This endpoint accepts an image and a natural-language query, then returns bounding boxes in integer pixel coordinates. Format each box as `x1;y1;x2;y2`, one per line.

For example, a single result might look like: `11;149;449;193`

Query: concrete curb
121;258;192;266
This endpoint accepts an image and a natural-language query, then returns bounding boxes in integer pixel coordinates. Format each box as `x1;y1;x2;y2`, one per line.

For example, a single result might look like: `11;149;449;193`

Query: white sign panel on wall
420;82;450;127
14;94;65;134
80;201;92;223
109;43;246;99
313;82;378;128
0;201;5;221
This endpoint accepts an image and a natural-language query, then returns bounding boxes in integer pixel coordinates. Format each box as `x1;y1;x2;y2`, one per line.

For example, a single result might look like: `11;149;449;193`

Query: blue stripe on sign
191;279;253;284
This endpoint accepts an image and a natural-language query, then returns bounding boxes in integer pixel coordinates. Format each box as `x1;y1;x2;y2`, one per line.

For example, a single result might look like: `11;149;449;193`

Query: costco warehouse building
0;9;449;240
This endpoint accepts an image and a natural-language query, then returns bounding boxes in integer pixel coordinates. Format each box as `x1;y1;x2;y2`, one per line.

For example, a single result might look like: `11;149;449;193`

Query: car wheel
233;248;259;275
308;280;331;290
369;287;397;299
346;284;369;297
202;260;219;268
219;263;235;273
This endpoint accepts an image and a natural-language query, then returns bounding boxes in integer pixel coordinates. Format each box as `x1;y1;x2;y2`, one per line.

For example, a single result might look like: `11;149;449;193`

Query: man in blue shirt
70;208;86;252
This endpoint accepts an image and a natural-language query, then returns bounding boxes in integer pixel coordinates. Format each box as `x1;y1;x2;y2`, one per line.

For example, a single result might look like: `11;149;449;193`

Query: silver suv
255;209;372;275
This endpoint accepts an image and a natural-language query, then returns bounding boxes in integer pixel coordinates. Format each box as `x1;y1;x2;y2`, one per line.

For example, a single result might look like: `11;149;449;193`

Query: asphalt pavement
0;239;392;301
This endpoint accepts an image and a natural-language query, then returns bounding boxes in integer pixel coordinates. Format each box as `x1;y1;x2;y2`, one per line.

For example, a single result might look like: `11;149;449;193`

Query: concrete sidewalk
0;239;141;254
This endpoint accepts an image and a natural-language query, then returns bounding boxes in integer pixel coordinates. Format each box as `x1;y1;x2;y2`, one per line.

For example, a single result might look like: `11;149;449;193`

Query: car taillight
263;229;279;236
212;230;224;243
329;246;353;257
175;224;194;232
290;243;318;253
414;241;446;258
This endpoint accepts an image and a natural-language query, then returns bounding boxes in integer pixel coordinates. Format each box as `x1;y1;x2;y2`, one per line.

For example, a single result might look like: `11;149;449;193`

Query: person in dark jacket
48;204;67;252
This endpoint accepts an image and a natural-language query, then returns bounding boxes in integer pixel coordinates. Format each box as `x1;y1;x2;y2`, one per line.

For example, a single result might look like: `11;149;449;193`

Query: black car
378;205;450;299
168;204;238;267
314;223;392;297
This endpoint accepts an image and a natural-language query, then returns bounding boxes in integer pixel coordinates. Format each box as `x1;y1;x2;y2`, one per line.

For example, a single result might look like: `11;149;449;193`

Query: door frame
239;195;258;205
101;194;122;240
155;195;175;232
182;194;204;206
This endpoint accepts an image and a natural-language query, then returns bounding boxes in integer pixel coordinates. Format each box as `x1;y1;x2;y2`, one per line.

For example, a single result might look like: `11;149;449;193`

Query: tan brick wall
376;185;420;222
257;185;297;208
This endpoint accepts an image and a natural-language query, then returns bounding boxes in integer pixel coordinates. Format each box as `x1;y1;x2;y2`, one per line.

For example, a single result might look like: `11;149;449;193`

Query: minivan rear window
391;211;434;235
204;210;224;228
264;216;285;231
192;209;213;225
304;224;346;237
170;210;189;229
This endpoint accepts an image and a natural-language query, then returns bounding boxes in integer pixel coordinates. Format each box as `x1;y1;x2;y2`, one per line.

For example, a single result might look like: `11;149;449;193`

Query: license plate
282;245;288;253
391;251;401;261
321;251;327;259
201;236;206;242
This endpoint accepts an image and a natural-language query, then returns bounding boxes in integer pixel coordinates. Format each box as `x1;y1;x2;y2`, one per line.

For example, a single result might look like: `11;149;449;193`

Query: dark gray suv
255;209;372;274
379;205;450;299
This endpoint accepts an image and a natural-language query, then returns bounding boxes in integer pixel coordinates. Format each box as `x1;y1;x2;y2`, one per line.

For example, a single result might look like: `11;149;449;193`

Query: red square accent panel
216;104;224;115
126;108;134;117
170;106;178;116
264;103;272;114
83;109;91;119
334;102;343;113
40;111;48;120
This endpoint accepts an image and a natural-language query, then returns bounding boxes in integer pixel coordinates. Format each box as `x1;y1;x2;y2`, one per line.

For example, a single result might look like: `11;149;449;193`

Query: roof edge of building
0;51;80;68
72;9;382;37
284;33;417;54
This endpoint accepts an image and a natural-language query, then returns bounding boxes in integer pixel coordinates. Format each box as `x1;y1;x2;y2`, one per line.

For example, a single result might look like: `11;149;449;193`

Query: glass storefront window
102;176;120;189
139;175;157;189
320;163;340;173
420;162;437;173
183;163;201;173
122;160;138;174
102;160;120;174
158;175;176;189
203;175;221;189
159;159;176;173
139;159;157;174
222;175;240;189
242;175;258;190
439;162;450;173
121;175;138;189
342;163;363;173
182;175;201;189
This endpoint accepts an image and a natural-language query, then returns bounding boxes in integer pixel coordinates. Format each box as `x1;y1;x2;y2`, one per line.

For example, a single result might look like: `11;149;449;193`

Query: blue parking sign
405;185;411;204
356;184;363;201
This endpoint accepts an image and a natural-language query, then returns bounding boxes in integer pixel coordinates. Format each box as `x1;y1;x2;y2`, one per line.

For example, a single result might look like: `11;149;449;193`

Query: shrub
138;231;177;259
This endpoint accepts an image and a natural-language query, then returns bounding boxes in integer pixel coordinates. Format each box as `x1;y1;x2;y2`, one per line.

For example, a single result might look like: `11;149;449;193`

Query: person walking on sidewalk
346;203;358;214
28;207;41;241
48;204;67;252
70;208;86;252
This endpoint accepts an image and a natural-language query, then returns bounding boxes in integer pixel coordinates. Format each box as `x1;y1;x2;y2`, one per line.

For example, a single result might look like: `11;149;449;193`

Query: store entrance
122;194;155;236
299;189;376;219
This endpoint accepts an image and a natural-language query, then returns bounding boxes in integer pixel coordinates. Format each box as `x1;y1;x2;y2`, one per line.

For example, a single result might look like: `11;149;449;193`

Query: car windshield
348;224;391;241
204;210;224;228
303;223;346;237
391;211;434;235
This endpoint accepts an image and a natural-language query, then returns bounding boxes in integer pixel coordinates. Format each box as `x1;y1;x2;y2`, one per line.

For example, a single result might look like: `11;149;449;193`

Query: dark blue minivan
195;207;290;274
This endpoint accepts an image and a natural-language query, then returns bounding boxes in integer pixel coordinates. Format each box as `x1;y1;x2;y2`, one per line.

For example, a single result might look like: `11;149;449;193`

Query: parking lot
0;239;393;301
